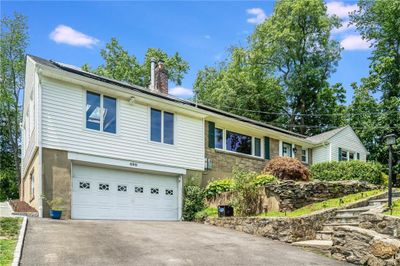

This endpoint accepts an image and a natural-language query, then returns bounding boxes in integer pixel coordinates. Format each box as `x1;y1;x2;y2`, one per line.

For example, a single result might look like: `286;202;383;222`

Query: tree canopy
194;0;347;135
82;38;189;88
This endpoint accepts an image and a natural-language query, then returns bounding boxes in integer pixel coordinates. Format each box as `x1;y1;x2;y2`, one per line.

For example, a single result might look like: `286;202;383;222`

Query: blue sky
2;1;372;103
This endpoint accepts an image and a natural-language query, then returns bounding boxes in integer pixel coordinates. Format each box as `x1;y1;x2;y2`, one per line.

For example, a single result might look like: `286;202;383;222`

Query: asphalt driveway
20;218;349;266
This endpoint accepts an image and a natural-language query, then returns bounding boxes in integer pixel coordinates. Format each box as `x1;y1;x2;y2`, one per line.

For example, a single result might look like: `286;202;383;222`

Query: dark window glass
301;149;307;162
103;96;116;133
226;131;252;155
349;152;354;160
86;92;100;130
255;138;261;157
215;128;223;149
151;109;162;142
163;112;174;144
341;150;348;160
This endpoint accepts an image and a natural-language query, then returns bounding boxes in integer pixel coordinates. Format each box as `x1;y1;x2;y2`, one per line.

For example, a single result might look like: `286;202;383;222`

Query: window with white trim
150;108;174;144
282;142;292;157
301;148;308;163
341;150;348;161
214;128;262;157
349;152;355;160
86;91;117;133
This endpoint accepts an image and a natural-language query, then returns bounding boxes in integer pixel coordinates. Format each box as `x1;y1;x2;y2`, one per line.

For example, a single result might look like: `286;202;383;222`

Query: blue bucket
49;210;62;219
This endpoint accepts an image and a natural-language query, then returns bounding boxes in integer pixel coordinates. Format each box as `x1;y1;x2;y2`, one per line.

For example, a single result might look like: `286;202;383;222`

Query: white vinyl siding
312;145;330;164
40;79;204;170
330;127;367;162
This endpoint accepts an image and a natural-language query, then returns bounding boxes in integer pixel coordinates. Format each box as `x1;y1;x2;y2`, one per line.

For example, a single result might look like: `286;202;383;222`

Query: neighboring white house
20;55;368;221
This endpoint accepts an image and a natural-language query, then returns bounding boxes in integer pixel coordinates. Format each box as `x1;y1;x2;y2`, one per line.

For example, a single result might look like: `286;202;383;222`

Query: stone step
369;197;400;206
332;216;359;224
323;222;358;231
315;231;333;240
335;206;374;218
292;240;332;256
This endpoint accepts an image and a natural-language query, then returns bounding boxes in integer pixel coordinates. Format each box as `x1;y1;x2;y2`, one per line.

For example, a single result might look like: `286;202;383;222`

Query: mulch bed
8;200;38;213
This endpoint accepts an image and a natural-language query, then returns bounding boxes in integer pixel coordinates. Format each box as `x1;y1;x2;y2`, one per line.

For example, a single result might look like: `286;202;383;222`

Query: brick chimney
154;60;168;94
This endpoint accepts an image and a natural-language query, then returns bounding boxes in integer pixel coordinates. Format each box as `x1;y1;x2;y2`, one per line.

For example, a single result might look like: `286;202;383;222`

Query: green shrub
182;185;205;221
194;207;218;221
310;160;384;185
204;178;234;199
264;156;310;181
253;174;277;187
231;169;259;216
0;169;19;201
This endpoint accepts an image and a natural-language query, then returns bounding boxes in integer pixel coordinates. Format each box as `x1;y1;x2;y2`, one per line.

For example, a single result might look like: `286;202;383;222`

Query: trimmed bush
253;174;277;187
310;160;384;185
264;157;310;181
183;185;205;221
204;179;234;199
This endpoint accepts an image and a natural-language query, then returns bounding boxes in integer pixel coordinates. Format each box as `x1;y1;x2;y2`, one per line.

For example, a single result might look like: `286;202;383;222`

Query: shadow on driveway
20;218;350;266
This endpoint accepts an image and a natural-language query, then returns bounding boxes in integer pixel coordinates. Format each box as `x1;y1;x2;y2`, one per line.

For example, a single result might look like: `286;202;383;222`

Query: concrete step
292;240;332;256
323;222;358;231
315;231;333;240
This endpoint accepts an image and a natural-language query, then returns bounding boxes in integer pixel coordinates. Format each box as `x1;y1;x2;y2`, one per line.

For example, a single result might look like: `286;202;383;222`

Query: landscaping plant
253;174;277;187
264;157;310;181
182;185;205;221
231;169;260;216
310;160;385;185
204;178;234;199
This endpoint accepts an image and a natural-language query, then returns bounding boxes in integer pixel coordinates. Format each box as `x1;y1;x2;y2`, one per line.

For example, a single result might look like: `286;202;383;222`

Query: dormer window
86;91;116;133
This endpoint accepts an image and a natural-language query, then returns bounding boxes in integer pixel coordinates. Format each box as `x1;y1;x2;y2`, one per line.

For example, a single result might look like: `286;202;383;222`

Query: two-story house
20;55;368;220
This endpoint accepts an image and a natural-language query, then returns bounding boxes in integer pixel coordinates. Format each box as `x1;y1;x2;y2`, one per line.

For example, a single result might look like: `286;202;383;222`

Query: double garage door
71;165;179;220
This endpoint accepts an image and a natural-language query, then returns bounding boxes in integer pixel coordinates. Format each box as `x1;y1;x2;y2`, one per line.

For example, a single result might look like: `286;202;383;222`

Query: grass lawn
0;217;22;266
384;199;400;216
258;189;384;217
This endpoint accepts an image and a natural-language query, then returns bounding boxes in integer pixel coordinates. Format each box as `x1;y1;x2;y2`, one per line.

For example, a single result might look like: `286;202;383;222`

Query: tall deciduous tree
250;0;345;135
350;0;400;172
194;47;285;122
83;38;189;88
0;13;28;199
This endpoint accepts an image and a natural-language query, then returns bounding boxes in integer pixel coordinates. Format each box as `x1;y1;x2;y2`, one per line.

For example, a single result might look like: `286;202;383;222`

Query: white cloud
49;25;99;48
169;86;193;97
340;34;370;50
246;8;267;25
326;1;357;18
204;35;211;39
332;20;356;34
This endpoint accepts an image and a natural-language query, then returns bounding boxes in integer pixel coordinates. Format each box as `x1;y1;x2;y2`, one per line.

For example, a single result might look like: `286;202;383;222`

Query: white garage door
71;165;179;220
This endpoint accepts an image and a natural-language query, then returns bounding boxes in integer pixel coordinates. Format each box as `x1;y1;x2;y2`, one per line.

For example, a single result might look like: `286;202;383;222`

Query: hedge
310;160;385;185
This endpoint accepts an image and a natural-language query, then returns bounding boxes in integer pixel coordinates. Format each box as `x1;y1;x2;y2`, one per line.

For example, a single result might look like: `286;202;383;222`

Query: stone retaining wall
264;180;379;211
331;226;400;265
205;193;386;243
359;212;400;239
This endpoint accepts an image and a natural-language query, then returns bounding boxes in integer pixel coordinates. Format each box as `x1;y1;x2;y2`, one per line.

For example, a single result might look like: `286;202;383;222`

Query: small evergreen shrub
253;174;277;187
264;157;310;181
310;160;384;185
204;178;234;199
183;185;205;221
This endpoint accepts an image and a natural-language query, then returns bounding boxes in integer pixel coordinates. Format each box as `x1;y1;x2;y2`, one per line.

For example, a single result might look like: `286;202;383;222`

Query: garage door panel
72;165;179;220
